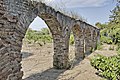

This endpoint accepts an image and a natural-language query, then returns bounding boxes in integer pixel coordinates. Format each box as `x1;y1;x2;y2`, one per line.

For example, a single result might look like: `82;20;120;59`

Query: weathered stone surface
0;0;100;80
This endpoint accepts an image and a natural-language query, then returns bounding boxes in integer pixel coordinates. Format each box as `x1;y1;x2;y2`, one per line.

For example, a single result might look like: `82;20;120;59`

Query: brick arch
71;24;85;60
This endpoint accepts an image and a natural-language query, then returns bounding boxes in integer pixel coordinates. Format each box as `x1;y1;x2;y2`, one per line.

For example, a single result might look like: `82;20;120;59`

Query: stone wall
0;0;100;80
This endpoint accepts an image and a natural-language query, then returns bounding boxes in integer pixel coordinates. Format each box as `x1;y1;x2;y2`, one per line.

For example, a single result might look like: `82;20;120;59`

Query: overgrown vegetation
91;1;120;80
117;43;120;55
91;55;120;80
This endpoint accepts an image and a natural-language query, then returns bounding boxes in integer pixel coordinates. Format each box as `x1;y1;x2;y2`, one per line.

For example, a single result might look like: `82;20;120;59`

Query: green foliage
70;34;74;45
95;22;107;29
25;28;75;45
100;36;112;44
116;43;120;55
40;28;50;35
25;28;52;44
117;43;120;50
91;55;120;80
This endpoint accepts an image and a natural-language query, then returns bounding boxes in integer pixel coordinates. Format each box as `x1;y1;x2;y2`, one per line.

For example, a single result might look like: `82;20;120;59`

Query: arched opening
69;31;75;62
0;2;70;79
39;13;70;69
21;16;54;79
12;6;71;78
70;24;84;61
84;27;93;56
20;12;70;79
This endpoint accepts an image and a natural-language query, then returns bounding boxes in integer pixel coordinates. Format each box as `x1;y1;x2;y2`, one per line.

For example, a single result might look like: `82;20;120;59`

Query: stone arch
38;13;69;69
19;1;71;70
71;24;84;60
84;25;93;54
18;12;70;70
92;29;98;50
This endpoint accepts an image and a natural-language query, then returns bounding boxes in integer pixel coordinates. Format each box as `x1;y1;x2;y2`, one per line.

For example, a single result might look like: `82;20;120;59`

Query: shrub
91;55;120;80
116;43;120;55
100;36;112;44
116;43;120;51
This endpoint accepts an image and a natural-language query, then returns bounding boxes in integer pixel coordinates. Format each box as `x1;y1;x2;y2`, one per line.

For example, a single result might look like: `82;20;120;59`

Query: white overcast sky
29;0;116;30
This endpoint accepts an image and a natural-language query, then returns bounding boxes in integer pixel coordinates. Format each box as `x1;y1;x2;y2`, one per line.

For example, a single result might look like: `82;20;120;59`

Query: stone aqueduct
0;0;100;80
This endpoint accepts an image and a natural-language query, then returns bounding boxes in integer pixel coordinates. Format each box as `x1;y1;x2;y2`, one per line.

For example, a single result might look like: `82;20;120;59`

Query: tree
109;2;120;24
95;22;107;29
40;28;50;35
108;0;120;44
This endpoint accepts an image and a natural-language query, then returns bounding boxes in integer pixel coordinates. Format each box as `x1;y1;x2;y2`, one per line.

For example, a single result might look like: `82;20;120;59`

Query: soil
21;42;117;80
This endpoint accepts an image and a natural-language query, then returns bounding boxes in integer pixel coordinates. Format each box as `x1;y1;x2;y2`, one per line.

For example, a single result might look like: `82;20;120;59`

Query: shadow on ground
21;52;33;59
23;50;93;80
24;68;66;80
71;51;92;69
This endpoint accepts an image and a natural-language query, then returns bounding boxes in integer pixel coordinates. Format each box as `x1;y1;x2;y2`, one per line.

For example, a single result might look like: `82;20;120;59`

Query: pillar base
53;55;70;69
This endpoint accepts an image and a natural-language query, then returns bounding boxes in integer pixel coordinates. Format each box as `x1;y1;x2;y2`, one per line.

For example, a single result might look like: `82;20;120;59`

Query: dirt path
21;43;117;80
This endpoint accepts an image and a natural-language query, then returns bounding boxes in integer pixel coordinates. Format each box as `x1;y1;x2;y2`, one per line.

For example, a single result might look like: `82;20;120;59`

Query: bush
100;36;112;44
91;55;120;80
116;43;120;55
116;43;120;51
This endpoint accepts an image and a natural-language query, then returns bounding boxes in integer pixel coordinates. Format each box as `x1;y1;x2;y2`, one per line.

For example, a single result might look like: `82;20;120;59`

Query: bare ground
21;42;117;80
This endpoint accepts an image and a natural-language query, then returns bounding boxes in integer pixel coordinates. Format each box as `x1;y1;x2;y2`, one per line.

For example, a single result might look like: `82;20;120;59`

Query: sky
29;0;117;31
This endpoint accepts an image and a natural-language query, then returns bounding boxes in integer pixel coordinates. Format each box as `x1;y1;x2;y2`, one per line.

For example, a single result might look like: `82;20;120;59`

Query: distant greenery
25;28;52;44
25;28;75;45
69;34;74;45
